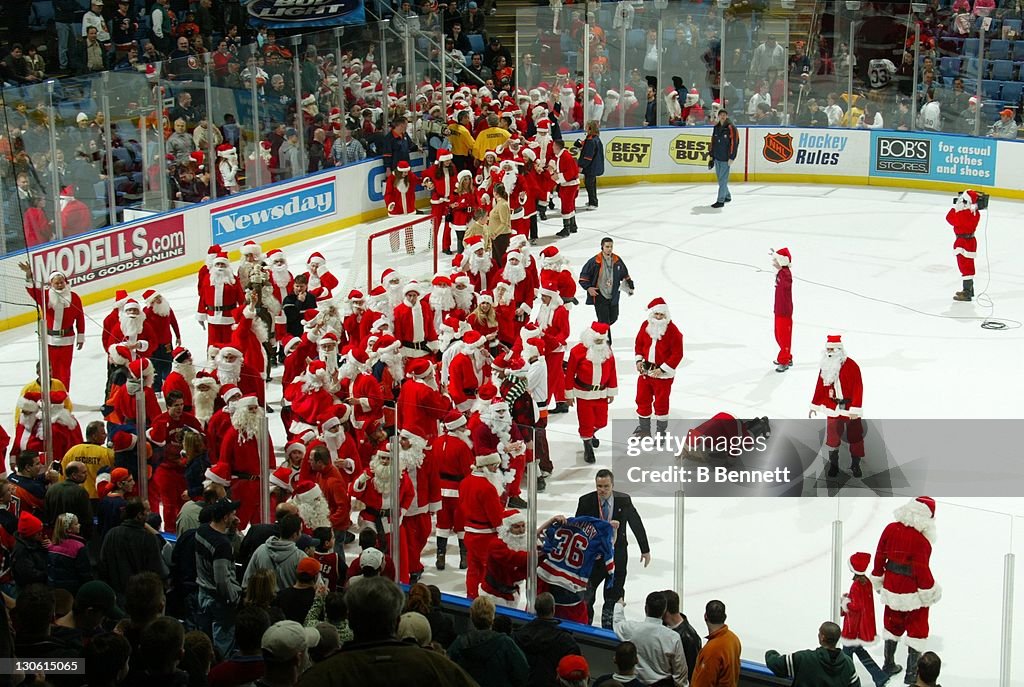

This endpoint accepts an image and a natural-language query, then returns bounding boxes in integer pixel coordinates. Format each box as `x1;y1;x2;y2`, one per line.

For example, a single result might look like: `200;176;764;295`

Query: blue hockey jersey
538;516;615;594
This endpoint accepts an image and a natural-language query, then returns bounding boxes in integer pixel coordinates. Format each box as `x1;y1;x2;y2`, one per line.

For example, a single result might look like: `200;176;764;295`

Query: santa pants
529;215;539;241
463;531;497;599
505;452;526;499
207;323;233;349
635;376;673;419
401;512;432;581
774;315;793;366
153;466;187;533
511;216;530;238
231;478;262;529
48;344;74;391
883;606;930;650
535;412;553;474
431;206;451;253
545;352;565;404
826;416;865;458
558;184;578;218
479;589;523;610
954;237;977;278
435;495;465;537
151;343;172;393
491;233;510;266
576;397;610;439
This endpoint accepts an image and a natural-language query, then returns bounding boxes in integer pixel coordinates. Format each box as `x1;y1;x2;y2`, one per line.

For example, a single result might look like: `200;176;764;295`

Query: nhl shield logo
763;133;794;164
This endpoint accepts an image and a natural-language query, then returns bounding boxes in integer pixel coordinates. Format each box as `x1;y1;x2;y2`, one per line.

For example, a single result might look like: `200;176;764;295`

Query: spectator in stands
381;117;416;173
279;128;303;179
22;193;52;247
83;0;111;44
448;596;529;687
307;590;352;644
12;584;81;667
749;34;786;83
914;651;941;687
765;621;858;687
555;655;590;687
240;502;301;573
483;37;512;72
450;23;473;56
612;592;687;687
857;102;884;129
52;580;124;650
463;2;486;35
276;557;322;623
990;108;1018;138
24;45;46;80
466;52;493;85
3;45;41;85
308;128;330;172
208;605;271;687
331;125;366;166
81;26;109;74
85;631;132;687
182;631;216;687
297;576;477;686
45;460;91;529
244;513;310;592
168;119;198;164
519;53;540;91
13;512;49;588
244;569;286;624
823;92;844;127
512;592;581;687
123;616;188;687
47;511;92;592
958;95;981;135
592;642;644;687
197;498;243;658
941;78;970;131
919;88;942;131
140;41;165;65
689;600;741;687
798;99;829;128
99;498;168;591
661;590;702;682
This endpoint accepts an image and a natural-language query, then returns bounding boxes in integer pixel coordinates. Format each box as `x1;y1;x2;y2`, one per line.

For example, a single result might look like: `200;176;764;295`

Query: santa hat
346;289;365;302
772;247;792;267
204;461;232;487
113;290;130;307
915;495;936;517
141;289;160;305
522;336;545;359
437;149;453;162
308;252;327;266
285;439;306;457
431;275;453;288
60;185;75;199
306;360;328;377
647;297;670;317
235;394;259;410
848;552;871;575
464;235;485;252
491;352;512;371
535;118;550;131
217;143;235;157
502;509;526;528
320;403;352;430
962;189;979;207
443;409;467;431
270;466;295;491
128;358;152;379
218;346;243;359
189;150;205;169
220;384;242;402
403;281;423;295
462;330;486;348
121;298;140;312
374;334;401;354
507;357;528;377
538;277;560;299
348;346;369;366
171;347;191;364
487;397;509;413
282;336;302;355
111;431;136;453
240;240;260;256
825;334;843;349
406;357;433;379
395;160;412;173
583;322;610;346
212;254;230;268
293;480;323;505
382;268;403;284
318;331;339;347
453;273;471;287
266;248;284;261
476;452;501;467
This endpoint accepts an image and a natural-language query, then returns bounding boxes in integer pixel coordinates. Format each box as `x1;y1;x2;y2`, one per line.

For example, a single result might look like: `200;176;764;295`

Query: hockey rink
1;182;1022;685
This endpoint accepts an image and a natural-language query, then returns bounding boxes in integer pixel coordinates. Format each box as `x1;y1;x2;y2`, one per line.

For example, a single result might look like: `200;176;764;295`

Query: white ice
1;183;1022;686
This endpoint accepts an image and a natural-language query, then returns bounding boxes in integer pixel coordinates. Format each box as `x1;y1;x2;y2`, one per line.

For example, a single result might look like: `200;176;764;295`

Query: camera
954;191;989;210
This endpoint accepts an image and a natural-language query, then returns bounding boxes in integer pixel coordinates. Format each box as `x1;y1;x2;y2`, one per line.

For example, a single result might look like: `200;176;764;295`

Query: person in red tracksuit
552;139;580;238
772;248;794;372
565;322;617;465
433;410;476;571
633;297;684;439
459;454;506;599
423;149;458;255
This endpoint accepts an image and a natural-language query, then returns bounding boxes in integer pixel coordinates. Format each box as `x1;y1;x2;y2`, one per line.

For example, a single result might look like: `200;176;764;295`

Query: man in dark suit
575;469;651;629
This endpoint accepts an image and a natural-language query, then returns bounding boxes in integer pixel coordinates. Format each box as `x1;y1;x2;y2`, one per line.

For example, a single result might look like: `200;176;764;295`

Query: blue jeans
714;159;732;203
56;22;79;70
197;589;236;658
843;644;887;687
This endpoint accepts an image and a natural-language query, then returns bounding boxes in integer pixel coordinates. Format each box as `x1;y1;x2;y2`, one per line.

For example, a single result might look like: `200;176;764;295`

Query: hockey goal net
343;214;439;294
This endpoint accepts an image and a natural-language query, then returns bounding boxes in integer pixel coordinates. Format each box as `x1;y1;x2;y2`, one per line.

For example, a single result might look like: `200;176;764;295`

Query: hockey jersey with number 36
538;516;616;593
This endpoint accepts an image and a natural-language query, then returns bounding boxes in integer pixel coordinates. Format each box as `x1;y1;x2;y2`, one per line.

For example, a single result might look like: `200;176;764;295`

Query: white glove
126;378;142;396
355;472;369;488
337;458;356;475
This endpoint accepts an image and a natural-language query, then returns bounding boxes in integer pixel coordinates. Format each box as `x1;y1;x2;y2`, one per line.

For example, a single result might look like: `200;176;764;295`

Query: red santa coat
50;418;83;465
481;538;528;601
811;358;863;418
459;471;505;534
143;306;181;350
26;286;85;347
298;453;352;532
634;322;684;377
396;379;451;441
111;384;161;425
564;344;618;400
448;352;484;409
11;421;44;464
539;267;576;304
284;383;336;432
102;309;120;353
220;426;276;476
449;190;477;229
392;300;437;353
433;434;476;499
532;303;570;354
423;163;457;206
519;168;541;219
162;370;193;411
107;320;157;365
871;515;940;613
945;206;979;277
207;408;232;463
350;371;386;427
384;172;419;215
214;366;266;406
282;347;308;389
342;312;364;346
230;306;271;373
349;468;414;533
405;455;441;516
841;576;879;646
467;313;499;345
300;269;340;300
61;199;92;235
197;280;244;326
556;148;580;186
465;261;501;294
494;302;518;347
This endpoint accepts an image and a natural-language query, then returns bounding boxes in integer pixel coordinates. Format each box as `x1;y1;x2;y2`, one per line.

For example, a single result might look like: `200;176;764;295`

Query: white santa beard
380;352;404;380
498;527;528;552
820;351;845;385
51;408;78;429
530;302;555;330
586;343;612;364
502;171;517;195
482;413;512;445
175;362;196;384
481;467;504;493
451;429;473;449
467;252;492;275
48;287;70;314
338;359;360;382
119;313;144;337
400;445;425;471
20;411;38;431
386;283;404;307
430;288;456;311
297;497;331;529
193;389;216;423
231;409;263;440
210;268;235;287
324;430;344;452
319;350;339;373
503;262;526;285
271;268;291;288
150;300;171;318
453;288;474;310
217;360;242;384
252;318;269;343
646;317;669;342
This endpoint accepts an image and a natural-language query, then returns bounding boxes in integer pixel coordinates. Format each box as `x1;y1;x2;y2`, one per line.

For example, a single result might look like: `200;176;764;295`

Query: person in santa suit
316;331;343;382
196;245;223;303
397;358;451;442
479;509;534;609
538;245;578;306
314;403;360;478
531;278;571;415
459;450;506;599
106;299;156;390
265;249;293;344
771;248;794;373
341;290;367;345
315;298;344;347
467;291;499;351
945;189;982;302
280;336;306;392
189;372;219;428
146;389;203;533
633;297;684;439
206;384;241;463
508;234;541;294
59;185;92;235
212;346;266;407
220;394;276;528
380;269;407;312
552;139;580;238
395;430;439;584
428;275;459;335
300;444;352;547
384;161;419;256
423;149;458;255
370;335;404;412
502;249;537;321
18;265;85;391
339;346;386;430
302;253;340;300
349;448;414;560
492;355;534;508
447;330;489;413
452;273;476;313
108;358;162;435
840;551;890;687
500;159;531;240
269;465;296;514
237;240;263;290
291;479;332;533
622;87;643;127
392;282;438;359
102;290;131;388
142;289;181;392
809;335;865;478
46;392;83;466
473;397;528;509
520;337;552;488
359;286;391;346
449;170;477;255
870;496;942;684
565;322;617;464
462;236;500;293
162;348;195;412
198;253;244;348
490;281;519;350
284;360;339;438
432;410;476;572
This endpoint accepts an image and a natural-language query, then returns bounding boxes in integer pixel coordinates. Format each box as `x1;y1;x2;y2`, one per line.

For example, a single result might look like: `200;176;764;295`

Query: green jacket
448;629;529;687
765;646;860;687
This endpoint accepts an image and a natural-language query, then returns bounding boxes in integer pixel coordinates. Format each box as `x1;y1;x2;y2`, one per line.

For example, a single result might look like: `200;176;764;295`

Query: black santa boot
435;536;447;570
583;438;596;463
827;449;840;478
655;419;669;437
882;639;903;677
556;219;571;238
458;538;468;569
850;456;863;478
953;278;974;302
633;416;652;438
903;648;921;685
569;217;579;233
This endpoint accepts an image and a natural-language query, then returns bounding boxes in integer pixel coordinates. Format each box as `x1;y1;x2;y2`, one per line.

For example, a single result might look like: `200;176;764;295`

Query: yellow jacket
61;443;116;498
473;127;511;161
448;124;476;157
486;198;511;239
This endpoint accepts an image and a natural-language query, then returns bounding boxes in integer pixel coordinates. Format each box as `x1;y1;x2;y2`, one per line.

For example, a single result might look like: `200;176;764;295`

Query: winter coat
13;534;49;588
579;135;605;177
448;629;530;687
512;618;581;687
99;519;168;590
48;533;94;593
711;119;739;162
578;252;633;306
841;576;879;646
299;639;478;687
765;646;860;687
242;536;307;591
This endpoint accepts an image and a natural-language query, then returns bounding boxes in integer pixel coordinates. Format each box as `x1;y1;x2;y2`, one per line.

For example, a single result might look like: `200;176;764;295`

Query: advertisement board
746;129;868;179
605;136;653;168
246;0;365;28
869;131;997;185
668;132;713;166
29;215;186;288
211;177;337;243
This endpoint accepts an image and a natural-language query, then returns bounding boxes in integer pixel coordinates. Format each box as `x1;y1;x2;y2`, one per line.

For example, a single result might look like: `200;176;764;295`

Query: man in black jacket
578;237;635;339
708;108;739;208
575;469;650;629
513;592;582;687
99;498;168;593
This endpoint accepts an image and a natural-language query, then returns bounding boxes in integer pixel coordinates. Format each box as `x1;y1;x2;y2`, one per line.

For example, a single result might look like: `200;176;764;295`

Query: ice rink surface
2;182;1022;685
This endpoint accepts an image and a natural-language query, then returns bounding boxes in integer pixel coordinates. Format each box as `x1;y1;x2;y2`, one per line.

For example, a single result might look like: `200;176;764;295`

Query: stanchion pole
526;457;538;610
831;519;844;624
135;385;148;505
1000;552;1015;686
388;429;403;581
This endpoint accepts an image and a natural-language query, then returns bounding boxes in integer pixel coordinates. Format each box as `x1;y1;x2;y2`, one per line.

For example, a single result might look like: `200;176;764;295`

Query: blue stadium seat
467;33;485;56
989;39;1010;60
28;1;55;31
1001;81;1024;103
939;56;961;78
963;57;986;78
982;79;1002;99
991;58;1014;81
626;28;645;50
963;38;980;56
1005;19;1022;33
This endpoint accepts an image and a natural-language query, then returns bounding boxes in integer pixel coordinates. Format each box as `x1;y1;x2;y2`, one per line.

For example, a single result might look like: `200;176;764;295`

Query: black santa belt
233;472;259;481
484;573;519;596
956;233;975;239
48;328;74;336
440;472;465;482
885;561;912;576
206;305;236;313
574;382;606;392
401;340;431;351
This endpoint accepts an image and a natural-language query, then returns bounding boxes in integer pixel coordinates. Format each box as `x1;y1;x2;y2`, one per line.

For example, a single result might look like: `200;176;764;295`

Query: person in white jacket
613;593;689;687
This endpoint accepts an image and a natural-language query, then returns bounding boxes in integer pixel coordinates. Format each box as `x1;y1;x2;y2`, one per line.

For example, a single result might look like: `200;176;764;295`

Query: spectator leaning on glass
990;108;1018;139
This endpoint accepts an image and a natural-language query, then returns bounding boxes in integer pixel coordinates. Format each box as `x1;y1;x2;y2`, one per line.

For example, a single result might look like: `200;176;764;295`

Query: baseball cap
359;547;385;571
297;557;322;580
75;581;126;619
557;655;589;681
285;127;298;137
207;499;242;521
1000;108;1015;117
261;621;319;662
296;533;321;550
398;612;432;646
